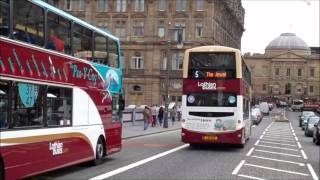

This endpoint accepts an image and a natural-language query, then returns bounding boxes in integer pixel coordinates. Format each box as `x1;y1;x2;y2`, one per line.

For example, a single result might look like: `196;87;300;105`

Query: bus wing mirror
119;95;125;111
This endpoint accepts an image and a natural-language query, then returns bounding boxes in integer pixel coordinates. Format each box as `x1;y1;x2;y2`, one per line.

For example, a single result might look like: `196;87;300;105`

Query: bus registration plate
202;135;218;141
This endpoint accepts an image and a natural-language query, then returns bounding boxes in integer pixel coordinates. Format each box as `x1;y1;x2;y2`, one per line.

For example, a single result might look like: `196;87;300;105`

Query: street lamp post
163;27;183;128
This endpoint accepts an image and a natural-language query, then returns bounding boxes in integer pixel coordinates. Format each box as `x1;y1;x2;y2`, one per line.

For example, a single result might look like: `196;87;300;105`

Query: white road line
265;130;292;134
232;160;246;175
250;155;305;166
252;125;256;128
238;174;266;180
263;135;295;140
264;133;294;137
255;149;302;157
301;149;308;159
295;136;299;141
244;163;309;176
247;147;255;156
259;140;297;147
262;138;296;143
256;144;298;151
307;164;319;180
122;129;180;141
297;142;302;149
262;131;266;135
89;144;189;180
255;140;260;146
259;135;264;139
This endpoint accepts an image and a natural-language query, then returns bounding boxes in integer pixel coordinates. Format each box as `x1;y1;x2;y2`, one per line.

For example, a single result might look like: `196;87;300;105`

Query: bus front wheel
0;159;4;180
238;130;246;148
92;137;105;165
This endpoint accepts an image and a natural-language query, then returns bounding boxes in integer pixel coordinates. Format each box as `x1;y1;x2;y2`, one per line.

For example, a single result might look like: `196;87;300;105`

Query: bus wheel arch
92;135;106;165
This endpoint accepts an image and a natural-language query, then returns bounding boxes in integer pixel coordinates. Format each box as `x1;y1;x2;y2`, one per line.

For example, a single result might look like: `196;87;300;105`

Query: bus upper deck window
0;0;9;37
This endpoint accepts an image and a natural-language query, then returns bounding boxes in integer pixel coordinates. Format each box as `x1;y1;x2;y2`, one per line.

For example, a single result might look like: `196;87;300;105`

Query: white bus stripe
307;164;319;180
301;150;308;159
89;144;189;180
255;149;302;157
247;148;255;156
256;144;298;151
232;160;245;175
244;163;309;176
250;155;305;166
238;174;266;180
259;140;297;147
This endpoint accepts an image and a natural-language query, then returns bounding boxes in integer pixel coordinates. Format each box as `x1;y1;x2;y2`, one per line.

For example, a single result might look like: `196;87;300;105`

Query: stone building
244;33;320;103
45;0;245;106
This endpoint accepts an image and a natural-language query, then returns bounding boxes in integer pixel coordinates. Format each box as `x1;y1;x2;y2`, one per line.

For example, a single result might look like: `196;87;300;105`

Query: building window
159;0;166;11
286;68;290;77
133;21;144;37
174;22;186;41
172;52;183;70
285;83;291;94
162;52;167;70
66;0;72;11
262;84;266;91
195;22;203;38
134;0;144;12
78;0;85;11
98;21;108;31
298;68;302;77
97;0;109;12
310;68;315;77
176;0;187;11
115;20;126;38
116;0;127;12
131;52;143;69
196;0;204;11
275;68;279;76
158;21;165;38
262;66;268;76
310;85;314;93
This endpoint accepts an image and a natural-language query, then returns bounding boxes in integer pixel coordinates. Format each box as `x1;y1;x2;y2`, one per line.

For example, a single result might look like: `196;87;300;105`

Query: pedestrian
158;106;164;127
152;104;157;127
177;109;181;122
132;106;136;125
148;106;153;126
170;106;177;126
143;106;149;130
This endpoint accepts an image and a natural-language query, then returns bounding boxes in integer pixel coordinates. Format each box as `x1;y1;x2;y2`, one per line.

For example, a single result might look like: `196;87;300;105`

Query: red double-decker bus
0;0;124;179
181;46;252;147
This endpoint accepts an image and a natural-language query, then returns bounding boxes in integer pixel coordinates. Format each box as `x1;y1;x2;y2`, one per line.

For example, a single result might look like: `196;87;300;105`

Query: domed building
244;33;320;103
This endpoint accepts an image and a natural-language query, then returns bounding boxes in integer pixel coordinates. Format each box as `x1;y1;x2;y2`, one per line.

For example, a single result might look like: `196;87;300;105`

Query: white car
251;108;263;125
259;102;269;115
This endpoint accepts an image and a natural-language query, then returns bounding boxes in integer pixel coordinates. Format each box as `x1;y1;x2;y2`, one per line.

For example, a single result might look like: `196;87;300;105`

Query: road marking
252;125;256;128
122;129;180;141
262;138;296;143
297;142;302;148
262;131;266;135
295;136;299;141
259;135;264;139
255;149;302;157
244;163;309;176
307;164;319;180
259;140;297;147
263;135;294;140
255;140;260;146
301;149;308;159
89;144;189;180
250;155;305;166
265;130;292;134
256;144;298;151
238;174;266;180
247;147;255;156
232;160;245;175
263;133;294;137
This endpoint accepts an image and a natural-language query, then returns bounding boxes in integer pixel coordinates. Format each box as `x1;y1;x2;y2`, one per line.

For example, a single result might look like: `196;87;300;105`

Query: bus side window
0;81;9;129
13;0;44;46
94;33;108;65
108;39;119;68
0;0;9;37
73;23;93;60
47;12;71;54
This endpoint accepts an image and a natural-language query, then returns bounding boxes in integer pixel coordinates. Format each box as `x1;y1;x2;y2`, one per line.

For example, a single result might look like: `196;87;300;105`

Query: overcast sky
241;0;320;54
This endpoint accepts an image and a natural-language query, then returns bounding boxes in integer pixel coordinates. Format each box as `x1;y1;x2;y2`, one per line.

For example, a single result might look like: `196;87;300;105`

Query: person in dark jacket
158;106;164;127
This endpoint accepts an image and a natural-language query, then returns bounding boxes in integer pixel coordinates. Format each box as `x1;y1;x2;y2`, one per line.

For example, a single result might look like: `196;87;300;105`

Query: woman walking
158;106;164;127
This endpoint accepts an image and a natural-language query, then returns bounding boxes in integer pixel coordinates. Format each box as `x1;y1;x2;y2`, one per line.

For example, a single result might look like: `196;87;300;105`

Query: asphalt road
31;108;319;180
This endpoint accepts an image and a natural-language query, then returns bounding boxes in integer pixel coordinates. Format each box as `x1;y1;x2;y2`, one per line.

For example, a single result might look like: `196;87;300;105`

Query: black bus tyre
238;130;245;148
92;137;105;165
0;160;4;180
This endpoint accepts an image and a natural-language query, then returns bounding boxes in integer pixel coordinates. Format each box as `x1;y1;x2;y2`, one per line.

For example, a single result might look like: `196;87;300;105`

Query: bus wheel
93;137;105;165
0;160;4;180
239;130;246;148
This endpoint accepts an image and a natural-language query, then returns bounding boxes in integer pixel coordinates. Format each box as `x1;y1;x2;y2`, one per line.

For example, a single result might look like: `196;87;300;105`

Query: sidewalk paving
122;120;181;139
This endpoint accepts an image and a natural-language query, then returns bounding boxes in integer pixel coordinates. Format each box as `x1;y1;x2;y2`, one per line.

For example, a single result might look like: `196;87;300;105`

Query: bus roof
31;0;119;42
185;46;241;54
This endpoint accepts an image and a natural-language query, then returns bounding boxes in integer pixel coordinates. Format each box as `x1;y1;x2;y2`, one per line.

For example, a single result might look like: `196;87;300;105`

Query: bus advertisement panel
181;46;252;147
0;0;123;179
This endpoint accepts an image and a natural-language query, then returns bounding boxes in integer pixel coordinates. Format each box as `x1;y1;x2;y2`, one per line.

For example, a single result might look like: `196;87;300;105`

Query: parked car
299;111;315;127
291;99;304;111
279;101;288;107
313;119;320;145
304;116;320;137
251;108;263;125
259;102;269;115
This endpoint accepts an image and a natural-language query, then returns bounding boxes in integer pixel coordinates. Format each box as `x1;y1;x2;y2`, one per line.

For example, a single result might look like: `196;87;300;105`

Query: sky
241;0;320;54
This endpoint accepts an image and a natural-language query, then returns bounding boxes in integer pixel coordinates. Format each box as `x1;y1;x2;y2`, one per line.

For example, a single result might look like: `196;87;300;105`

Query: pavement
122;120;181;139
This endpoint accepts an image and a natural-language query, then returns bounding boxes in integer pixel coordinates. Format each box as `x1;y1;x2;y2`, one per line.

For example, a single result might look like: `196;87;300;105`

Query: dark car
305;116;319;137
313;119;320;145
